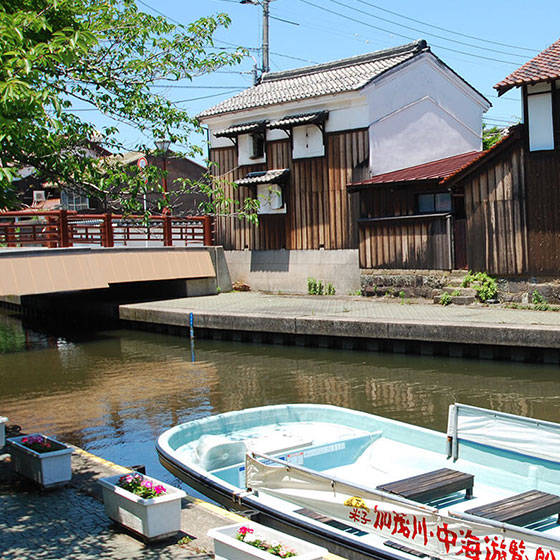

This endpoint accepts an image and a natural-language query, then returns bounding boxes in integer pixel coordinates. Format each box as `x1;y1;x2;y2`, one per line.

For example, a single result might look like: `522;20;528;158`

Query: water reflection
1;308;560;487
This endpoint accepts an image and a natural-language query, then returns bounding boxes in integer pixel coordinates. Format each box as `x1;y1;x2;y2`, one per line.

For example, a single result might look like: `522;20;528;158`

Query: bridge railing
0;210;214;248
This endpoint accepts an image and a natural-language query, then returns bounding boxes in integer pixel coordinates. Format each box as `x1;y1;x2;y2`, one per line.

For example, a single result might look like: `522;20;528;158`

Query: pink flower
142;480;153;490
154;485;166;495
238;526;254;536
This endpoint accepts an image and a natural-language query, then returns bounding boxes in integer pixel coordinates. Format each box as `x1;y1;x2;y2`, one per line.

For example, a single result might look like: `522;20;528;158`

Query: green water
1;308;559;487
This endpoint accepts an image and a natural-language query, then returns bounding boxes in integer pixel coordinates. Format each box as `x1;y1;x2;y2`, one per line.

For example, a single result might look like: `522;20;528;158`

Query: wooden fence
358;213;453;270
0;210;213;248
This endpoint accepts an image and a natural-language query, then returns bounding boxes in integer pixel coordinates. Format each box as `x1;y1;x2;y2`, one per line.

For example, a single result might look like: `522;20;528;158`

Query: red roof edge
441;126;522;186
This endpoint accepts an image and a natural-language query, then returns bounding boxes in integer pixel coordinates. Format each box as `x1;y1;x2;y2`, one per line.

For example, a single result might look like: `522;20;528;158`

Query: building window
238;133;266;165
417;192;451;213
61;189;89;211
250;133;265;160
527;82;554;151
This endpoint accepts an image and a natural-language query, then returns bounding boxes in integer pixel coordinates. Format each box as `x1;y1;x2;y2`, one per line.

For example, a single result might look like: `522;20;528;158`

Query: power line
297;0;524;66
322;0;531;59
174;89;244;103
150;85;246;89
350;0;539;54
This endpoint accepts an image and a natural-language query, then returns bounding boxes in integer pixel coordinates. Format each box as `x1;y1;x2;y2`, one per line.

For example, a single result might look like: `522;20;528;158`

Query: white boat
157;404;560;560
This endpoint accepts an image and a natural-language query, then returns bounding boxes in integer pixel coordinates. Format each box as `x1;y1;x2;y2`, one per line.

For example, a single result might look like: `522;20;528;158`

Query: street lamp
154;138;171;213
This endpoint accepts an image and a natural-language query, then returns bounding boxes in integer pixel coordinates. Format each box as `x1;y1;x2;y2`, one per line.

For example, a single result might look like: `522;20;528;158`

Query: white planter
98;473;186;541
7;434;72;489
0;417;7;448
208;522;328;560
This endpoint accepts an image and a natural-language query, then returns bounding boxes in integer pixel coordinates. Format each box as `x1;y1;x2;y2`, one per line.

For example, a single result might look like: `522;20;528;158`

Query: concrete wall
225;249;360;295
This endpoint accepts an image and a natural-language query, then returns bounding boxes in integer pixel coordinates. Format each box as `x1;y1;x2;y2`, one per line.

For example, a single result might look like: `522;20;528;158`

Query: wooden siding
209;129;368;250
358;215;452;270
355;182;453;270
525;149;560;274
462;141;527;275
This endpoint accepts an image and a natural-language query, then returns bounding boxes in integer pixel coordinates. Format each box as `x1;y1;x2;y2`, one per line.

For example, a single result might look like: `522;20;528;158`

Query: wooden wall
461;141;527;275
209;129;368;250
358;216;452;270
355;183;453;270
525;150;560;274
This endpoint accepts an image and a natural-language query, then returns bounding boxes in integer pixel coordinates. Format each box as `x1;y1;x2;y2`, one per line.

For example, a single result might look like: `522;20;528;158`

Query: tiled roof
348;151;481;189
214;121;268;138
495;38;560;95
268;111;328;130
235;169;290;186
198;41;428;119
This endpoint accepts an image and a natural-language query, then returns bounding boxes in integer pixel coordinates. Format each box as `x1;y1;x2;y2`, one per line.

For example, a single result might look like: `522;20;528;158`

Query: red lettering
373;505;392;531
411;515;428;546
458;529;482;560
437;523;458;554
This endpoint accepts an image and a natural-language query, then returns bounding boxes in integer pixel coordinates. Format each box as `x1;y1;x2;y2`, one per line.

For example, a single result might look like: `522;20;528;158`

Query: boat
157;403;560;560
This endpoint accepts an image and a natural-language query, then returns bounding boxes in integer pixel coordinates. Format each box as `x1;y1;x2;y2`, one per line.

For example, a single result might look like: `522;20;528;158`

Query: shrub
461;271;497;302
532;290;545;304
439;292;451;306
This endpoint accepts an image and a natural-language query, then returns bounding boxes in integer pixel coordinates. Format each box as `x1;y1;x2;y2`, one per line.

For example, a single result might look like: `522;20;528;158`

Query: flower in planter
21;435;53;453
117;473;167;499
236;526;297;558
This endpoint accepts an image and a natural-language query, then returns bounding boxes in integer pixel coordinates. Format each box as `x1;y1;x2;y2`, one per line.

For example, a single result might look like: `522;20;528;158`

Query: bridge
0;211;231;300
0;210;213;248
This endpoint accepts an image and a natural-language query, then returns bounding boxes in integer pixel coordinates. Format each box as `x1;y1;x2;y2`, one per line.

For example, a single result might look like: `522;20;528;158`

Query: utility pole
241;0;271;76
262;0;270;74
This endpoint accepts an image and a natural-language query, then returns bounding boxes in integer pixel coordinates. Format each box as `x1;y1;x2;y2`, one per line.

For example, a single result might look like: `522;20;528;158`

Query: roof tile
198;41;427;119
495;38;560;94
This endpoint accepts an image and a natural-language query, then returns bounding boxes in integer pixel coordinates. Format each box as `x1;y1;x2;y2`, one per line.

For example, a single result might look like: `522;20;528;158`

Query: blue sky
85;0;560;161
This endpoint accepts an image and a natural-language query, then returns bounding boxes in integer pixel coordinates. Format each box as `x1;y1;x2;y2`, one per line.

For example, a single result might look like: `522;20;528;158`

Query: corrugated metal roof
268;111;328;130
235;169;290;186
495;38;560;95
349;151;481;189
198;41;427;119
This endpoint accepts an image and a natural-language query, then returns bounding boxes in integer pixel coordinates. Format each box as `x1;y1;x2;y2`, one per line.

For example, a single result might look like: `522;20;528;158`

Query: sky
81;0;560;162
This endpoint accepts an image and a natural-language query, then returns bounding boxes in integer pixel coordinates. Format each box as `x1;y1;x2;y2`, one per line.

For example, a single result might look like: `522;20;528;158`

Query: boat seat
376;468;474;503
464;490;560;526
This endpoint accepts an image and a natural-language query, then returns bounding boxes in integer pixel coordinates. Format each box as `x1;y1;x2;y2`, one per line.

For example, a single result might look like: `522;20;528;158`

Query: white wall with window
527;82;555;152
238;133;266;165
257;184;286;214
292;125;325;159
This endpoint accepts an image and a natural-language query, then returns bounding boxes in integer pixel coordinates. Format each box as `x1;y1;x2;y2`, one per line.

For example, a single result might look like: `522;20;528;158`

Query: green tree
0;0;246;214
482;124;504;150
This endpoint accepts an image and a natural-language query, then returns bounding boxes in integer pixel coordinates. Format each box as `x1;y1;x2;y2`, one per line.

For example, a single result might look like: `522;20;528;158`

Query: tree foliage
482;124;504;150
0;0;246;214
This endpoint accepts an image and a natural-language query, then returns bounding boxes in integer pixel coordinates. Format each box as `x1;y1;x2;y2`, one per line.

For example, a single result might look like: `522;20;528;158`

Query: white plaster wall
225;249;360;294
205;94;368;150
370;98;479;174
364;54;489;175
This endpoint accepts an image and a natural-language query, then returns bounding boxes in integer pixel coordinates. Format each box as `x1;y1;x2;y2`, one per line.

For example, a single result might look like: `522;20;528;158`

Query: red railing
0;210;214;248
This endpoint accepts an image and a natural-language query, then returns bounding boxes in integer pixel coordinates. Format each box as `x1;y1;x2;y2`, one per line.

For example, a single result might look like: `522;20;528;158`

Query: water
2;308;560;490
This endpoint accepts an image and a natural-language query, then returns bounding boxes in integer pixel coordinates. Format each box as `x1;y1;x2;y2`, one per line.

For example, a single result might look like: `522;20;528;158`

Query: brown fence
358;213;453;270
0;210;214;248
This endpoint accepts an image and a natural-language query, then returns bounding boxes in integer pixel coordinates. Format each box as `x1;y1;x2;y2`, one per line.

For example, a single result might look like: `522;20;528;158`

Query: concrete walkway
0;446;241;560
120;292;560;359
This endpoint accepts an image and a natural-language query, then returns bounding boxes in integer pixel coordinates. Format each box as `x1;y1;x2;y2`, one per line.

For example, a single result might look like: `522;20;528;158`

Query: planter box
0;417;7;448
98;473;186;541
208;522;328;560
7;434;72;489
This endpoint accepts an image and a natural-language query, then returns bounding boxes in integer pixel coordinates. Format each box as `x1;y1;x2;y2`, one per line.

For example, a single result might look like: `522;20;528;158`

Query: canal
1;307;560;491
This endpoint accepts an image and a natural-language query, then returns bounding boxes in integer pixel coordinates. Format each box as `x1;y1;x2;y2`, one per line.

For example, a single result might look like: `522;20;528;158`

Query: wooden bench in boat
376;468;474;503
464;490;560;526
